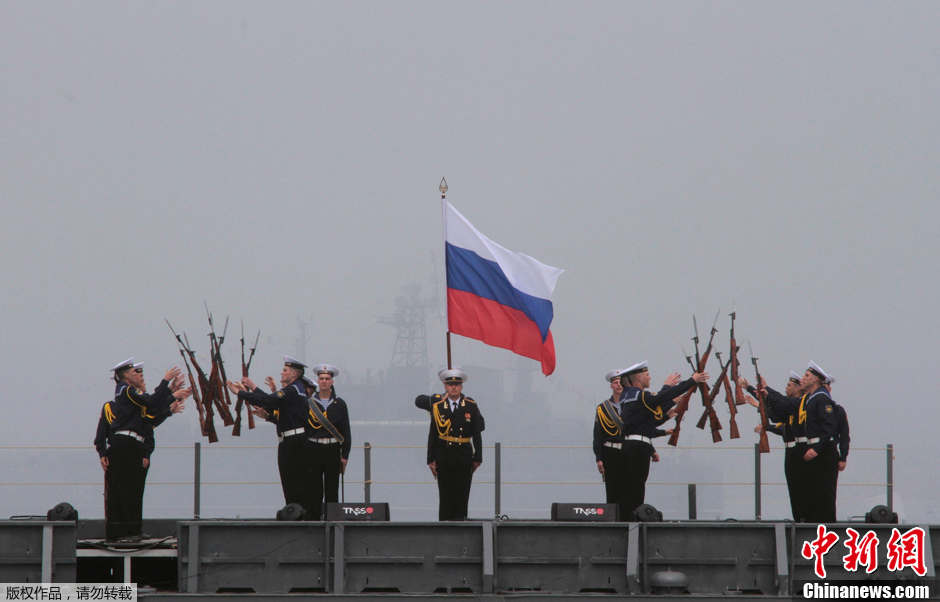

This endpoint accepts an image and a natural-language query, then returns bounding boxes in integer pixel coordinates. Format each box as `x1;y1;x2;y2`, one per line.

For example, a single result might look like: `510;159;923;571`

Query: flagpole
439;177;452;369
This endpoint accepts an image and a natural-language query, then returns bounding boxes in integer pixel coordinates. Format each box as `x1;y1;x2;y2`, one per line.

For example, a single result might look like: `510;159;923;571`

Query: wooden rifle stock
729;311;746;405
755;388;770;453
693;343;723;441
184;344;217;443
730;340;746;406
716;354;740;439
750;347;771;454
694;360;729;443
667;386;696;447
244;330;260;431
214;344;236;427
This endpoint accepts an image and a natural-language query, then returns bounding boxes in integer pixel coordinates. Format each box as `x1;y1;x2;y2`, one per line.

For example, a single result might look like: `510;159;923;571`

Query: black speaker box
551;503;619;522
325;502;390;521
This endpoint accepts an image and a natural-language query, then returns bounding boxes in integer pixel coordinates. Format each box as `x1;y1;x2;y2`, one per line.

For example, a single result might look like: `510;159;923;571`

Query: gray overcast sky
1;2;938;521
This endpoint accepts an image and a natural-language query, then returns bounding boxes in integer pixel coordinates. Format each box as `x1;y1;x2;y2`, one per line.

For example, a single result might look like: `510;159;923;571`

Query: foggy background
1;2;937;523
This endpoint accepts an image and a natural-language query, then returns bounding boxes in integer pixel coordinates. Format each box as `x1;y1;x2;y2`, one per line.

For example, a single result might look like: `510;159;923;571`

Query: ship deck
5;516;938;599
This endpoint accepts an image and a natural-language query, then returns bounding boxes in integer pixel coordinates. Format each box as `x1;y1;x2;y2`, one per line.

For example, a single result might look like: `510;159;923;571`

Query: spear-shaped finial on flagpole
440;177;452;369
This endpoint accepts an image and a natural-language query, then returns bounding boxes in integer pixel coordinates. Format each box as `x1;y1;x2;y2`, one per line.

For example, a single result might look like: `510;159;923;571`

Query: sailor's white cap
807;361;834;384
111;358;135;373
622;361;649;377
438;367;468;384
788;371;801;383
605;369;624;383
284;356;307;370
301;375;316;388
312;364;340;378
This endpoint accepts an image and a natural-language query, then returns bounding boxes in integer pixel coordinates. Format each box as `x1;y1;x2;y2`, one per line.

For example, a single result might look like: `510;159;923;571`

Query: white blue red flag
444;202;563;375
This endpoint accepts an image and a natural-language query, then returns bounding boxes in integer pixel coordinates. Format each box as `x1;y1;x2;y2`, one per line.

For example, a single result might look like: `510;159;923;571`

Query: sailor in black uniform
593;361;707;520
105;358;189;542
420;368;484;521
134;364;185;502
229;356;315;518
800;361;840;522
306;364;352;520
748;371;805;521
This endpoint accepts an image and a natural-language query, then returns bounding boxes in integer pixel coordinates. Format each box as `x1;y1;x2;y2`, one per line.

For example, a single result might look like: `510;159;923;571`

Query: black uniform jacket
760;387;808;440
238;380;308;435
95;401;116;458
425;394;484;465
109;379;174;437
804;386;839;454
762;394;794;443
307;394;352;460
593;378;697;461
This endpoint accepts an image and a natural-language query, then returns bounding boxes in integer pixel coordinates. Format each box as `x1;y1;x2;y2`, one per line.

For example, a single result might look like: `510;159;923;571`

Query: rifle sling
602;399;626;434
308;399;344;443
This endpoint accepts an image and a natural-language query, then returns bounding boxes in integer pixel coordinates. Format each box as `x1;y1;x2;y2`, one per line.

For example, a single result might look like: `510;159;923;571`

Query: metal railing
0;441;894;521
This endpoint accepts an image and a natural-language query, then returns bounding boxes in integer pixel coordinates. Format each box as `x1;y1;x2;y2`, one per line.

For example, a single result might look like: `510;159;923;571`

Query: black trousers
785;445;805;522
601;441;652;521
277;436;315;519
804;443;839;523
105;435;145;539
436;462;473;521
310;442;342;520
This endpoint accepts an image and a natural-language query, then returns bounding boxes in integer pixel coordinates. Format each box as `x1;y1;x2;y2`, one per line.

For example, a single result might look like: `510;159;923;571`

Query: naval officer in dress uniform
419;368;485;521
228;356;316;518
593;361;707;520
306;364;351;520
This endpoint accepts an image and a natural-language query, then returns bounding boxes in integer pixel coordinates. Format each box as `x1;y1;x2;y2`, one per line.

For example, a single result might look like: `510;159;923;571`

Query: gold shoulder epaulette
463;396;476;404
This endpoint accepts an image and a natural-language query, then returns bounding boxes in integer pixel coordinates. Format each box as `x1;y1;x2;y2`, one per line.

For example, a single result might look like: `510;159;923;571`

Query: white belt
785;441;796;448
278;427;305;442
794;437;808;443
806;437;820;444
114;430;144;443
309;437;338;444
605;435;652;450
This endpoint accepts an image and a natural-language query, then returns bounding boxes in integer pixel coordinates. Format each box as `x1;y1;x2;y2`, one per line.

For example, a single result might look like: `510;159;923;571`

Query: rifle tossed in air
233;321;261;435
166;319;210;440
748;340;771;454
714;351;740;439
667;343;702;447
184;331;219;442
205;304;235;428
692;311;723;442
729;305;746;406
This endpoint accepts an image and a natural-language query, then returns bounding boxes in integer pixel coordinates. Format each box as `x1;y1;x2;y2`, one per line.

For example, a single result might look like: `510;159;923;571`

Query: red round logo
597;508;604;515
366;507;373;514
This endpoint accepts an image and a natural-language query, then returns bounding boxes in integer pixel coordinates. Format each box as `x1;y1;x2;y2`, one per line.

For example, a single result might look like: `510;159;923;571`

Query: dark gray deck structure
3;518;937;600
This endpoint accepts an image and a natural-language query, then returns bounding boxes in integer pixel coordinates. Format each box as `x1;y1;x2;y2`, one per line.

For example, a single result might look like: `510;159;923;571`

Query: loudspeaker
865;505;899;524
276;503;307;521
325;502;390;521
47;502;78;521
632;503;663;522
550;503;619;522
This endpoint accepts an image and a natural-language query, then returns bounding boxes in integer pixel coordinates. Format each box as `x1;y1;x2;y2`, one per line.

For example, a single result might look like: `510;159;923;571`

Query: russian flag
444;202;564;375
